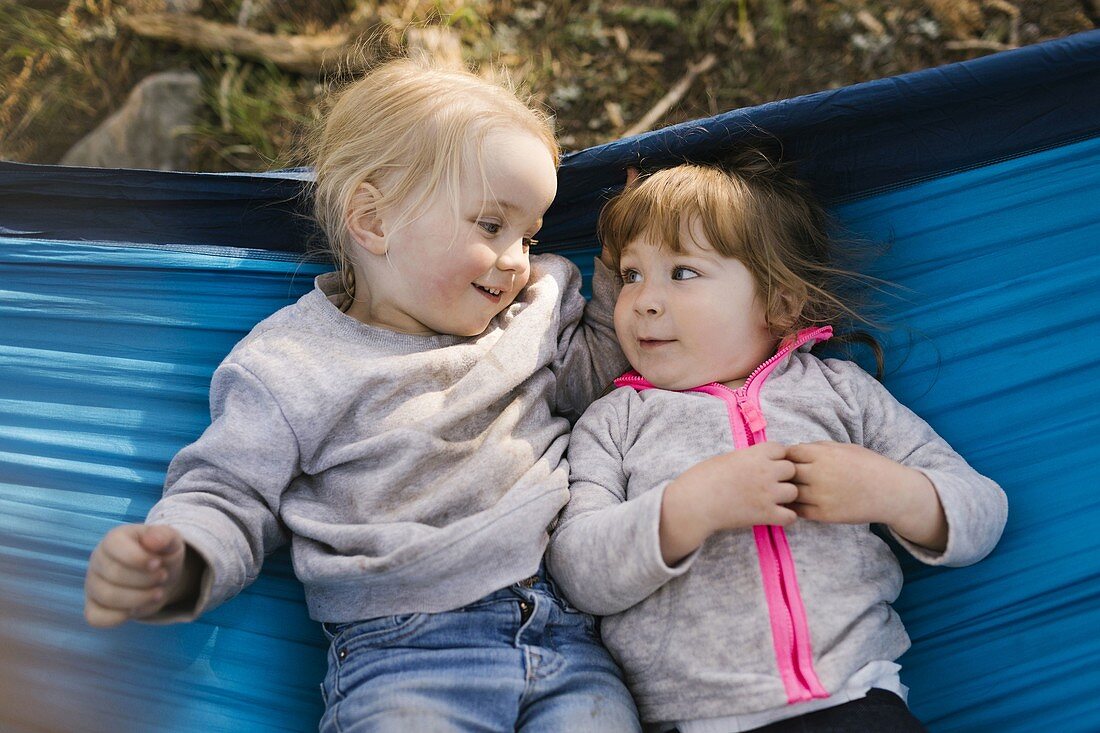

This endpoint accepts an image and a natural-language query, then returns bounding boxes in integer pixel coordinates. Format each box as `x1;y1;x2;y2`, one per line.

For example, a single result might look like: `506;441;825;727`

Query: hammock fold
1;29;1098;732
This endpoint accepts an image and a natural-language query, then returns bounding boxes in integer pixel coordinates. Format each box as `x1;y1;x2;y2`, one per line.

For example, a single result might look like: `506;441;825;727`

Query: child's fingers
773;481;799;505
88;551;167;590
773;458;796;482
99;525;160;570
84;598;132;628
785;442;823;464
767;504;798;527
85;579;165;616
787;502;814;520
752;442;787;459
790;462;811;486
139;524;184;558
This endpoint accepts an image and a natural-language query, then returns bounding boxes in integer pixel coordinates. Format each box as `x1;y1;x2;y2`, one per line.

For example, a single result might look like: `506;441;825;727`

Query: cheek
515;263;532;292
425;269;457;294
612;298;632;336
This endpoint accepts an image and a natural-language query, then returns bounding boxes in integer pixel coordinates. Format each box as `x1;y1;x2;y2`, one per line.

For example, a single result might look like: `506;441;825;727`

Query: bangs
599;164;753;265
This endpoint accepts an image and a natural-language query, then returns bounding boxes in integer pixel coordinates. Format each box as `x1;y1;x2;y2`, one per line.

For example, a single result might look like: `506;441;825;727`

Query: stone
61;71;202;170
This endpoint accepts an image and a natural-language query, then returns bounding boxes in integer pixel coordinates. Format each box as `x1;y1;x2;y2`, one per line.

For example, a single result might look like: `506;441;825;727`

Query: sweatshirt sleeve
548;393;695;615
144;361;301;621
833;361;1008;567
551;257;629;422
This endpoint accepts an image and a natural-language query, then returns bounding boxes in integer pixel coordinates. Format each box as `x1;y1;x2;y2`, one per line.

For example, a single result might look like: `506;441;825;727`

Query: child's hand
660;443;798;565
787;441;947;550
84;523;197;627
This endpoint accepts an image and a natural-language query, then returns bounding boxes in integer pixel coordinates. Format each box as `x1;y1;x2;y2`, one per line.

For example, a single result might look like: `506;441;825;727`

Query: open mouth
473;283;503;301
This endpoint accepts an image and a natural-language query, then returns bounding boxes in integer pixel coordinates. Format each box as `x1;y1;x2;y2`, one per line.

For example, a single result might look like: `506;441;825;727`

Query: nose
632;281;663;316
496;236;528;272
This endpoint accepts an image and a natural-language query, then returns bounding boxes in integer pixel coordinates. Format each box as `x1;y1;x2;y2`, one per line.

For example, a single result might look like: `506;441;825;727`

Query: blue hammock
1;30;1098;732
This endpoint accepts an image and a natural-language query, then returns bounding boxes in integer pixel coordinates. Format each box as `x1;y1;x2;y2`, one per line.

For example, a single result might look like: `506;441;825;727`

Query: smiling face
614;218;779;390
346;128;558;337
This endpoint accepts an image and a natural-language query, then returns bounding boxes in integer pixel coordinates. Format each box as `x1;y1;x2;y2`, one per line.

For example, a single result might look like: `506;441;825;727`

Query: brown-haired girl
548;150;1007;732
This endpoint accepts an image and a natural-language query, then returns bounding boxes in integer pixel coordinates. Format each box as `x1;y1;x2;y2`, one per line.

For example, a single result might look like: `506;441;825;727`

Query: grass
0;0;1092;171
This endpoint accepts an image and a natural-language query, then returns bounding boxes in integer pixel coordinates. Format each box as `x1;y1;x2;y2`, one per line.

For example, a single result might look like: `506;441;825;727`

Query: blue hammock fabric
1;29;1098;732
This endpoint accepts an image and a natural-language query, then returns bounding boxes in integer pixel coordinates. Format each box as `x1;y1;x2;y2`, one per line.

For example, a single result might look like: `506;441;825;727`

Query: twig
622;53;717;138
119;13;349;75
944;39;1016;51
984;0;1021;47
855;9;886;36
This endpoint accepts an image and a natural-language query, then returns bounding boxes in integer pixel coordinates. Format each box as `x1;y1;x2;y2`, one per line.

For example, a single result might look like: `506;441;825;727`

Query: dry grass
0;0;1092;171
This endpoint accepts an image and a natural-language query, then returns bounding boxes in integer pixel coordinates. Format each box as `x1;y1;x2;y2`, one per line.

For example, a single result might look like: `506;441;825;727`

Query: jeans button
518;601;532;623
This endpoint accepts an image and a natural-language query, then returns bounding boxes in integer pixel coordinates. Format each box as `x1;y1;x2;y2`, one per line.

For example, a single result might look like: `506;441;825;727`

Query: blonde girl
83;58;640;732
548;149;1007;732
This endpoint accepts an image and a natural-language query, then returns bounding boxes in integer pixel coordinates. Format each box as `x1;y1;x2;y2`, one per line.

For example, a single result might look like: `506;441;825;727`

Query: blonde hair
309;57;559;295
600;148;883;371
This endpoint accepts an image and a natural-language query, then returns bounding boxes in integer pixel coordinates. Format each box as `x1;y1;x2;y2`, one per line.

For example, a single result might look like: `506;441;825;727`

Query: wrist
887;468;948;551
659;477;716;565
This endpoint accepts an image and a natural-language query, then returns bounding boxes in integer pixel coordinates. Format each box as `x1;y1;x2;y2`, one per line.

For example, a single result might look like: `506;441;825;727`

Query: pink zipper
615;325;833;703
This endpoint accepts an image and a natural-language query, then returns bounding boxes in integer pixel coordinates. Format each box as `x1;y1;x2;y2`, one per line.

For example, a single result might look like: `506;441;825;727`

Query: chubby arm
550;254;629;422
549;393;800;613
790;362;1007;566
548;395;689;615
659;442;799;564
788;441;948;550
138;362;301;621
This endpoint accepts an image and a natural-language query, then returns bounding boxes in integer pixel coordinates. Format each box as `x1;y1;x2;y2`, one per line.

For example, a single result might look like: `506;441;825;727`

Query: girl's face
614;219;779;390
348;128;557;337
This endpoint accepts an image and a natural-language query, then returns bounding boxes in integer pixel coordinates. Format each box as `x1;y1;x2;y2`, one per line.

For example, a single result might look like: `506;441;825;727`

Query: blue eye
620;269;641;284
478;221;502;235
672;266;699;280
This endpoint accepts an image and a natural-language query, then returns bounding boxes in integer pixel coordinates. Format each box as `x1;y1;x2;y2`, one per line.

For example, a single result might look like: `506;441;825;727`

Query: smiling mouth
473;284;504;300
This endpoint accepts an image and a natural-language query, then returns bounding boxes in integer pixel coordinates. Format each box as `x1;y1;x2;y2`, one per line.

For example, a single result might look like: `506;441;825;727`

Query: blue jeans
318;570;641;732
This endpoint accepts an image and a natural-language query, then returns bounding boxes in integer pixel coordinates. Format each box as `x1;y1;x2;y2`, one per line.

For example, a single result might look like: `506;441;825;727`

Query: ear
345;182;388;256
768;285;808;334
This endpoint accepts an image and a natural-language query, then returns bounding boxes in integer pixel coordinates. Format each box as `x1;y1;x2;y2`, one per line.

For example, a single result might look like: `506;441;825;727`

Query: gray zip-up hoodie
548;328;1007;724
146;254;626;623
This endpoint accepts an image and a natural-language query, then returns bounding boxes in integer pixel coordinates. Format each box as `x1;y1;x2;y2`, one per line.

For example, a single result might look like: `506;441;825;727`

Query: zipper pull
737;394;767;434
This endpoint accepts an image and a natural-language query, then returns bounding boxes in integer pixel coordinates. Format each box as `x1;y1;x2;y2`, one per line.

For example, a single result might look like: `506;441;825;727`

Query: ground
0;0;1094;171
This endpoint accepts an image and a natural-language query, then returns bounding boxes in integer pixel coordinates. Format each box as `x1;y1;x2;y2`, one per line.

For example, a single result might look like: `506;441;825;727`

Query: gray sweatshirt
146;254;626;623
548;335;1007;724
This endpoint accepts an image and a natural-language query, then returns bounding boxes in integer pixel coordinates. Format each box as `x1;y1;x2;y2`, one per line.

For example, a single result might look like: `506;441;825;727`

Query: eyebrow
476;201;544;227
478;200;544;218
477;199;521;212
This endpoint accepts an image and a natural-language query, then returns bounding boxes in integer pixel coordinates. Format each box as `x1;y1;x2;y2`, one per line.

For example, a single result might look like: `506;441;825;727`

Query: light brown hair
599;147;883;373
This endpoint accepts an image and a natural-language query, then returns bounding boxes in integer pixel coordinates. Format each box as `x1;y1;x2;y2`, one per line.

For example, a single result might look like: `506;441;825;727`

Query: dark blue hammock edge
0;30;1097;254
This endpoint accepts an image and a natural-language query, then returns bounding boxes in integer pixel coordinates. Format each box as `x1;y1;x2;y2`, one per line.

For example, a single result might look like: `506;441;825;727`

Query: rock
61;71;202;170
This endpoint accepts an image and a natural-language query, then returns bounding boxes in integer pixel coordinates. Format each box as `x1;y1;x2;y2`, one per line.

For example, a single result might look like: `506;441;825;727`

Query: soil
0;0;1094;171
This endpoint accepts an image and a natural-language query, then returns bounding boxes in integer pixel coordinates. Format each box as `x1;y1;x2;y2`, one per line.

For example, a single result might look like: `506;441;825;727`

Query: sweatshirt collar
614;326;834;392
302;272;473;351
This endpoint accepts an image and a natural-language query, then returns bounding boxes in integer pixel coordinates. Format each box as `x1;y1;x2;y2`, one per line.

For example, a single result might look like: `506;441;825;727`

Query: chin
631;367;678;390
459;318;496;337
638;368;712;391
